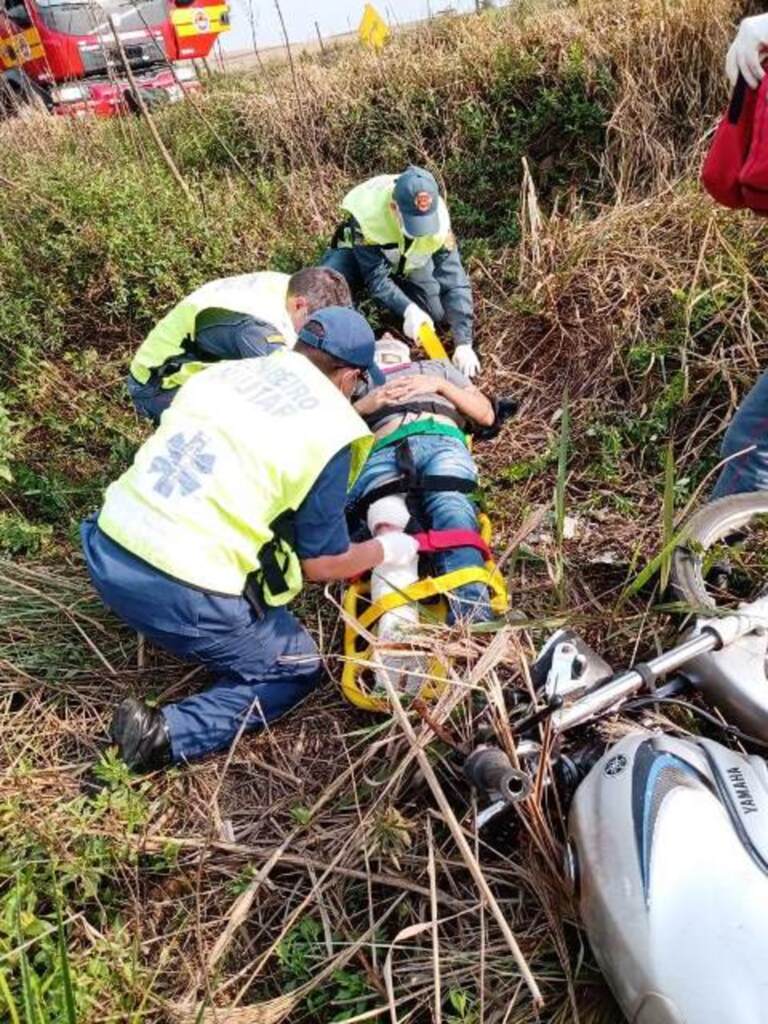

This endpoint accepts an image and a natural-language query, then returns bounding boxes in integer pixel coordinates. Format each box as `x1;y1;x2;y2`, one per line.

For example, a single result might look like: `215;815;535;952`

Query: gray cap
393;165;441;237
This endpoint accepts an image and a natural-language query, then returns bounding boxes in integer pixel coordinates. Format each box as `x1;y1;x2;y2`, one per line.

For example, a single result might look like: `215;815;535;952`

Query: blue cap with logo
393;165;441;237
297;306;385;385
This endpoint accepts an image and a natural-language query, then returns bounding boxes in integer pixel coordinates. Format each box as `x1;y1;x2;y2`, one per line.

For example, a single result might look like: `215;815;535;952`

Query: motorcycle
463;494;768;1024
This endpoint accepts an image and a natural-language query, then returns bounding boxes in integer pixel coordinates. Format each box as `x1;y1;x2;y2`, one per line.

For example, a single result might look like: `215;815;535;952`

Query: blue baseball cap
297;307;385;385
393;165;441;237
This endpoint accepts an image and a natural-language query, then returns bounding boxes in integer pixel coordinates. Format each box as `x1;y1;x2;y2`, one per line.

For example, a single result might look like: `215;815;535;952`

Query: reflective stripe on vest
129;272;296;387
99;350;373;604
340;175;451;275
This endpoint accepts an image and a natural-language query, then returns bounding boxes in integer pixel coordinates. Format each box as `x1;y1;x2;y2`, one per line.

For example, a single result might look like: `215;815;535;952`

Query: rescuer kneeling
321;166;480;377
127;266;352;423
82;307;418;770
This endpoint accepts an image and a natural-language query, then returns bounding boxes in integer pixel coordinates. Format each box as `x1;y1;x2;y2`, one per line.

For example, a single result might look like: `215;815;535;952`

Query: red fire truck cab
0;0;229;116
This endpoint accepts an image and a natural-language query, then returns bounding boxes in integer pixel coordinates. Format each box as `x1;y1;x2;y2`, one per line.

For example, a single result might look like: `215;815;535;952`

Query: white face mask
393;205;414;240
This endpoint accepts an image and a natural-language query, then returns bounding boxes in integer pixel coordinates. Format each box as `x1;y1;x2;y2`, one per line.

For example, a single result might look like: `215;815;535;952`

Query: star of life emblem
149;431;215;498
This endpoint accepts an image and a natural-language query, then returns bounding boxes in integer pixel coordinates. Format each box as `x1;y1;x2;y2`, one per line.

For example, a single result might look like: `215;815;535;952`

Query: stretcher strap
342;512;507;712
413;528;492;561
372;420;467;453
358;565;503;631
349;473;476;519
366;399;465;432
729;73;748;124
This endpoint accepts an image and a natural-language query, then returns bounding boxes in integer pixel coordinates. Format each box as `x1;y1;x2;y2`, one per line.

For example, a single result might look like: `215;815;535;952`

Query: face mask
393;205;413;239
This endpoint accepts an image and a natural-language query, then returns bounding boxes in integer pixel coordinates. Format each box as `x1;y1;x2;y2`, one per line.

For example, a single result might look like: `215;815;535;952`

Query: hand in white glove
402;302;434;342
726;13;768;88
452;345;481;379
376;531;420;567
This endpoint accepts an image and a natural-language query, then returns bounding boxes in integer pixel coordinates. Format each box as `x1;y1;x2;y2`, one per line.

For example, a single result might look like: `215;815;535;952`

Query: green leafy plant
0;512;52;555
446;987;480;1024
276;917;378;1021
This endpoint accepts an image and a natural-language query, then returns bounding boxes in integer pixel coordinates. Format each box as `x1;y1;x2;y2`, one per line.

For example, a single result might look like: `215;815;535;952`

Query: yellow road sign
358;3;389;50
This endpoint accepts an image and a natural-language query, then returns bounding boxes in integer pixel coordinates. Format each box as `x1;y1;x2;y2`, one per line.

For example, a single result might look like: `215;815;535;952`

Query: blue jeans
126;373;176;424
321;247;446;325
348;435;491;623
712;369;768;498
81;520;322;762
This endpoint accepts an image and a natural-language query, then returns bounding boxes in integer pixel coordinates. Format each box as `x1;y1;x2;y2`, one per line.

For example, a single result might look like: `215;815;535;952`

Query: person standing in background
711;13;768;497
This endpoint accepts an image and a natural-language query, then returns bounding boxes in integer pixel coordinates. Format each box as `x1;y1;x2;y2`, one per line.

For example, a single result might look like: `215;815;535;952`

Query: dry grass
2;559;649;1022
3;0;768;1020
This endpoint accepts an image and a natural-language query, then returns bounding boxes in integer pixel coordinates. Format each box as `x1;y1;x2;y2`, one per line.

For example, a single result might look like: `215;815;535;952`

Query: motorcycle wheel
671;491;768;610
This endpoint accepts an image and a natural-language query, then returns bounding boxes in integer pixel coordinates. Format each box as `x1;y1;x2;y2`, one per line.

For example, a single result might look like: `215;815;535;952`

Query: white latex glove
376;531;420;567
402;302;434;342
452;345;481;378
726;13;768;88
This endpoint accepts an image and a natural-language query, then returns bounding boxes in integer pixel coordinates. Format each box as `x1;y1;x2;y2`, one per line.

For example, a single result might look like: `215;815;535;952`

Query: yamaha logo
414;190;433;212
727;766;759;815
193;10;210;32
604;754;628;777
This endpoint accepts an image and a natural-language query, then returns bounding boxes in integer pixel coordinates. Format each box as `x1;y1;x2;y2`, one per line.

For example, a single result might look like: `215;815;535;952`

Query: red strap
413;528;492;561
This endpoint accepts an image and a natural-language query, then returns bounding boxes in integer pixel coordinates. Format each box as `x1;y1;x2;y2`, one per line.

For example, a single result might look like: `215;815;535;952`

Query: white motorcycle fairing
568;732;768;1024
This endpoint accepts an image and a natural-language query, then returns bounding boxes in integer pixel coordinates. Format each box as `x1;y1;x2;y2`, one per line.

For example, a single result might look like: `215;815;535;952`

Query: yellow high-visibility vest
341;174;451;275
100;350;372;604
130;272;295;389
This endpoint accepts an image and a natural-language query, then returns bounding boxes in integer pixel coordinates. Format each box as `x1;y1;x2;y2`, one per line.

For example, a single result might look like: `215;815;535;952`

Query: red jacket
702;73;768;212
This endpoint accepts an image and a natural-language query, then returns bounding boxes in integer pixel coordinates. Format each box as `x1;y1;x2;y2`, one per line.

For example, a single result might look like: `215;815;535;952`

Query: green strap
371;419;468;453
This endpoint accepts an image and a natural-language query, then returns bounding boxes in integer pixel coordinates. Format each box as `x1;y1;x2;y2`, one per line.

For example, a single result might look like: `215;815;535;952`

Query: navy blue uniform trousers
81;519;322;762
712;369;768;499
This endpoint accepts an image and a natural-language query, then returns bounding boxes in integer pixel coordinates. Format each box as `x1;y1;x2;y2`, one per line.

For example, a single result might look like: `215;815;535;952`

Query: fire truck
0;0;229;116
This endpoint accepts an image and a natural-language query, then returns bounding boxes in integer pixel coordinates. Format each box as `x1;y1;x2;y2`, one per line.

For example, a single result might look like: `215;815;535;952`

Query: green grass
0;0;763;1019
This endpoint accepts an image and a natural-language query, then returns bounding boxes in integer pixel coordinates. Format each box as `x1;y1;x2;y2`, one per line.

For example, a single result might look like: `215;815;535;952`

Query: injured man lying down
348;335;512;629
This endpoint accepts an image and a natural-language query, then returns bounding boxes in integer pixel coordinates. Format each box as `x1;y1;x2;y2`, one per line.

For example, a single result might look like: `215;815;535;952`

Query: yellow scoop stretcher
341;325;508;712
342;519;509;712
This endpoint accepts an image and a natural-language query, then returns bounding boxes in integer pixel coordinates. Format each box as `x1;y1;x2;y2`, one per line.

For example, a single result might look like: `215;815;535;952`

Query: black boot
110;697;172;771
